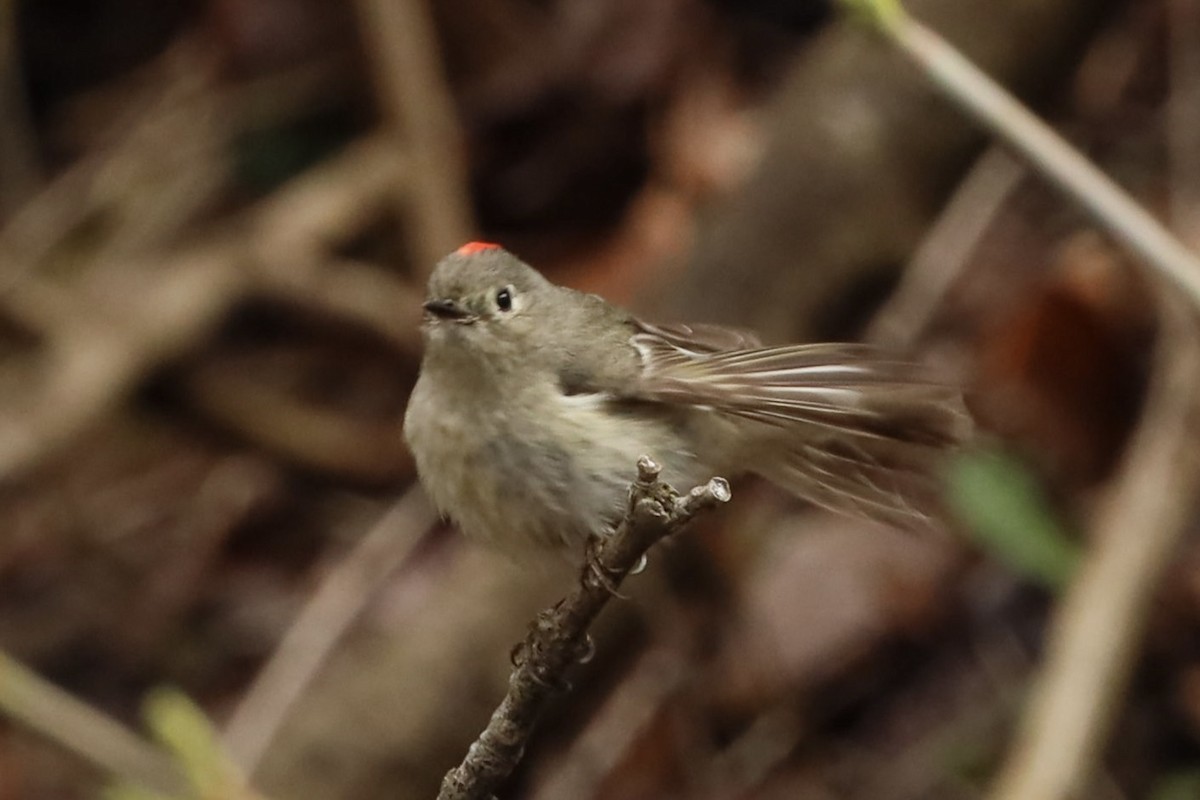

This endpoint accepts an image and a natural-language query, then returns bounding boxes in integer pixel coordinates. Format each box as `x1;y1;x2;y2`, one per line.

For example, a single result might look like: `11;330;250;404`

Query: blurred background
1;0;1198;798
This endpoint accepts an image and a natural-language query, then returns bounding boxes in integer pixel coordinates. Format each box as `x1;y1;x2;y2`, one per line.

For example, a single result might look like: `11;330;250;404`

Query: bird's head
419;243;555;366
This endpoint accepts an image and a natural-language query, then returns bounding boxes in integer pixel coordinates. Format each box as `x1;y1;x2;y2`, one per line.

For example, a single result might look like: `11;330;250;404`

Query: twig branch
0;137;417;482
355;0;475;276
1167;0;1200;243
223;487;437;776
437;458;730;800
842;0;1200;308
0;238;253;480
983;0;1200;793
837;3;1200;796
985;306;1200;800
867;146;1024;346
0;648;186;796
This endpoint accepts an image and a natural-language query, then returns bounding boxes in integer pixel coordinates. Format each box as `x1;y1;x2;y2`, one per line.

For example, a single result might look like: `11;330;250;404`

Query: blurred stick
0;239;252;480
842;0;1200;308
986;306;1200;800
224;487;437;776
0;44;219;291
1168;0;1200;244
988;6;1200;795
0;649;186;796
438;459;730;800
251;135;425;353
0;35;428;480
527;649;688;800
0;138;418;481
355;0;475;276
837;2;1200;797
180;357;413;483
867;146;1023;346
0;44;354;290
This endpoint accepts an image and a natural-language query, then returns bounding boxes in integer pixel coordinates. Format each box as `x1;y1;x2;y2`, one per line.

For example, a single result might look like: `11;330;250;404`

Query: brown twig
0;135;420;481
841;3;1200;795
437;458;730;800
224;487;437;776
0;238;253;480
0;38;226;292
180;355;414;483
354;0;475;276
985;305;1200;800
982;0;1200;793
527;648;688;800
0;648;186;796
867;146;1024;347
850;0;1200;307
1167;0;1200;245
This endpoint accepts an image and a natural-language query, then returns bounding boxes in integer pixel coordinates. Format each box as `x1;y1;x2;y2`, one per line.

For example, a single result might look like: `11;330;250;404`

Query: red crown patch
456;241;502;256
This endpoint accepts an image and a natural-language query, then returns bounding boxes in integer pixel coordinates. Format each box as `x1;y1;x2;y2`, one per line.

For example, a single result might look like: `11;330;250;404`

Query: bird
404;242;971;558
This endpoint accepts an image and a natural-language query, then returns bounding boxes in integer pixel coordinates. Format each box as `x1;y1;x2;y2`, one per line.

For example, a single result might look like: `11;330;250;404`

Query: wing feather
634;320;762;354
627;322;970;526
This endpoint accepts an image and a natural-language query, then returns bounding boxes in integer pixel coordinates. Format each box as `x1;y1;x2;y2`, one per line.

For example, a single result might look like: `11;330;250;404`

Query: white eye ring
496;287;514;311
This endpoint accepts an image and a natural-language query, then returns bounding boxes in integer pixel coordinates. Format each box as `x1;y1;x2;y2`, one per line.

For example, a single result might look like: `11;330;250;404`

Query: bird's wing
633;320;762;354
553;311;760;397
628;323;971;527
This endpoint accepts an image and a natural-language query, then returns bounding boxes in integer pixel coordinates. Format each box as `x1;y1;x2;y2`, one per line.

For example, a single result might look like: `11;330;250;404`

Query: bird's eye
496;287;513;311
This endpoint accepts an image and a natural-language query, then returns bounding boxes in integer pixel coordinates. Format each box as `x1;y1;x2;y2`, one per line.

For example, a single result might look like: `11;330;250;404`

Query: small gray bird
404;243;971;557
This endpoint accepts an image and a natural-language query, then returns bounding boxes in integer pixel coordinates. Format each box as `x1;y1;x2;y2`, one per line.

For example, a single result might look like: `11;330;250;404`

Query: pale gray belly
407;384;704;556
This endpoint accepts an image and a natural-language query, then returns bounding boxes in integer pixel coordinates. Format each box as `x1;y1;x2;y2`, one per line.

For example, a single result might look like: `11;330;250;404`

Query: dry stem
873;4;1200;307
437;458;730;800
355;0;475;276
223;488;437;776
986;308;1200;799
867;146;1023;346
0;649;186;796
842;4;1200;795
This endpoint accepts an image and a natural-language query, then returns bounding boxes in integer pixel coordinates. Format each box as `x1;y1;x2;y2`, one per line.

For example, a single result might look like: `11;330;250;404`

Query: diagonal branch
223;487;437;776
0;649;186;796
354;0;475;277
437;458;730;800
985;305;1200;800
842;0;1200;308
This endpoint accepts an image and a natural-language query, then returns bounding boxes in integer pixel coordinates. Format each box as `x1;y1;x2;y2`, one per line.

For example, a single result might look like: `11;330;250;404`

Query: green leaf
945;449;1081;589
836;0;906;31
105;687;262;800
142;688;244;800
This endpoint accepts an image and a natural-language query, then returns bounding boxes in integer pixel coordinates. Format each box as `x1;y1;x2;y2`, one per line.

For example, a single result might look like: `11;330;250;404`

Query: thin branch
437;458;730;800
355;0;475;277
0;238;253;481
867;146;1024;346
837;4;1200;796
0;138;417;482
983;1;1200;793
843;0;1200;308
179;356;413;483
1168;0;1200;243
0;39;224;294
0;649;186;796
223;487;437;776
986;306;1200;800
527;649;688;800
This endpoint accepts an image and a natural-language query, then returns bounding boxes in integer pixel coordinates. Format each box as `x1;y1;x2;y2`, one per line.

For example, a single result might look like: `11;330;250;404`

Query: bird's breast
405;373;699;556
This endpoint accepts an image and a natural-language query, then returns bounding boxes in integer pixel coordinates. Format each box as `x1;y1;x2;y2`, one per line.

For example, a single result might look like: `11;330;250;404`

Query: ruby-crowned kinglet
404;243;970;556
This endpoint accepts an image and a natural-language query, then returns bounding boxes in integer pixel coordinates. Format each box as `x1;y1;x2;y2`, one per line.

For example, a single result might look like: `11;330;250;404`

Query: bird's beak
423;298;473;322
